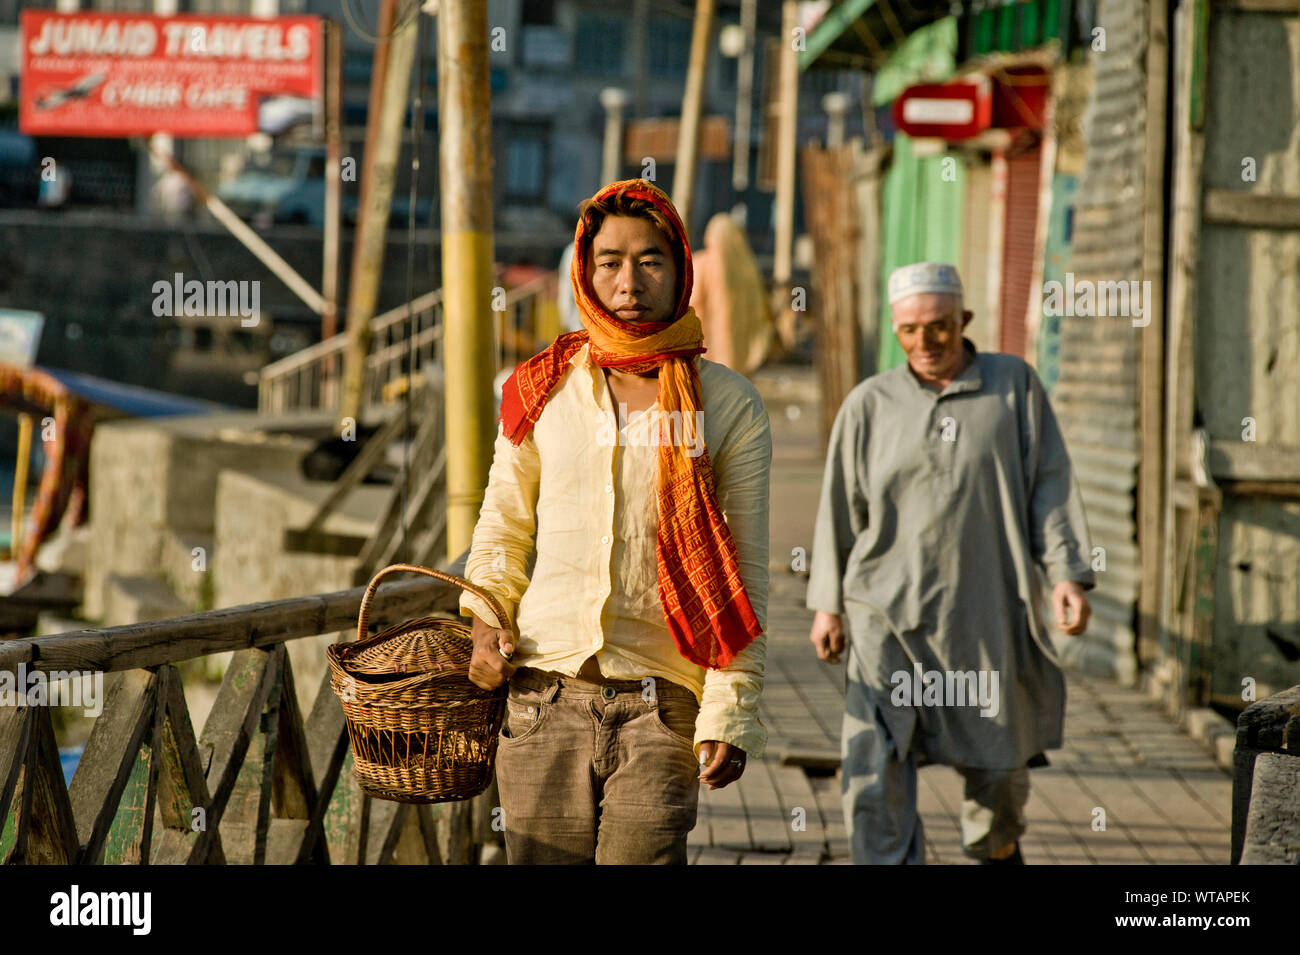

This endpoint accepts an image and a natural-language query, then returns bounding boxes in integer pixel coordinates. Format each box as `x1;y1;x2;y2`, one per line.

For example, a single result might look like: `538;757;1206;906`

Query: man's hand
1053;581;1091;636
698;741;746;790
809;610;846;663
467;612;517;690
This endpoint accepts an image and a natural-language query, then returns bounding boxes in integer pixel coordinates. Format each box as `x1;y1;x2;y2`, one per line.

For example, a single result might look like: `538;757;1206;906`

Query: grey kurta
807;339;1095;769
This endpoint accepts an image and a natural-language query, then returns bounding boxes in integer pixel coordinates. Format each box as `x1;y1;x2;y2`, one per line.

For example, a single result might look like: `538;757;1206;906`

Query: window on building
647;18;691;78
575;13;626;74
502;125;548;204
0;0;23;28
521;0;557;26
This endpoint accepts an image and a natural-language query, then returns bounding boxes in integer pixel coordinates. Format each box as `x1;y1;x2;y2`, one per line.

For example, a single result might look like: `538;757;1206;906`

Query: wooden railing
0;571;491;865
258;271;559;414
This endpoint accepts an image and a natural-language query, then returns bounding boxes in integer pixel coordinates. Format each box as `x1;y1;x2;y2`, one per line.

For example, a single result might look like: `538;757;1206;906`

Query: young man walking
461;179;772;865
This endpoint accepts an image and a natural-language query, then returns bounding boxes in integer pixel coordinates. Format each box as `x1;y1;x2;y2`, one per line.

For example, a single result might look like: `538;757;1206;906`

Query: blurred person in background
689;212;774;374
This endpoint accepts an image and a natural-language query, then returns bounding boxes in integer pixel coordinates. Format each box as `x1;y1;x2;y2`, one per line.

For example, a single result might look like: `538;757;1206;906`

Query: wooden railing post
2;570;469;865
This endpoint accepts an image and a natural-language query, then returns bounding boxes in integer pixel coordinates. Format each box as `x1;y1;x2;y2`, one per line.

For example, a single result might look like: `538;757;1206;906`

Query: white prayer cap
887;261;964;306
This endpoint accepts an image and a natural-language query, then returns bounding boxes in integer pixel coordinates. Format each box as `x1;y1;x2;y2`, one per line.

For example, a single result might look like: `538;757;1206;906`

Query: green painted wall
872;17;958;106
878;133;967;372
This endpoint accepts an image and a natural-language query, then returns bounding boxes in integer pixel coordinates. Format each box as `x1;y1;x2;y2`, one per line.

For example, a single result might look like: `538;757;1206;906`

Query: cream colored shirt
458;343;772;757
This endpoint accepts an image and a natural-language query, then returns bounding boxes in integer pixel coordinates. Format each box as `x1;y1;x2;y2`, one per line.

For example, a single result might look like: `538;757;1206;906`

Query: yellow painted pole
438;0;496;561
12;413;32;559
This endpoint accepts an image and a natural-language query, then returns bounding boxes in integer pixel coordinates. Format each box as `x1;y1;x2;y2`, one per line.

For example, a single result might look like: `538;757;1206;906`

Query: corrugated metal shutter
998;144;1042;359
960;157;996;352
1049;0;1146;685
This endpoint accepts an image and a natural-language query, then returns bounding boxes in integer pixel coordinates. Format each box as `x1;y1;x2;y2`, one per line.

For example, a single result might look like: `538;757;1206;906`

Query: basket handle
356;563;512;642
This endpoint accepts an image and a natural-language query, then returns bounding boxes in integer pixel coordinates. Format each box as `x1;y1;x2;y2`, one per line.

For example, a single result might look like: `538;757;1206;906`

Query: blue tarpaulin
36;367;227;418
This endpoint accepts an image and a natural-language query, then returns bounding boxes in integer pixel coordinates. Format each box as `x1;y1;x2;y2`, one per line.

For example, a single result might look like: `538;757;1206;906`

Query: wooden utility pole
671;0;715;233
322;19;342;344
599;87;629;185
732;0;756;195
631;0;648;119
1137;0;1169;668
438;0;495;562
339;0;417;428
772;0;799;290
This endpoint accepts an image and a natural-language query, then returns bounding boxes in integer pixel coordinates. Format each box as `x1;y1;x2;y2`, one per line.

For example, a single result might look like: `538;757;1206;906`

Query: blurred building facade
0;0;864;255
799;0;1300;723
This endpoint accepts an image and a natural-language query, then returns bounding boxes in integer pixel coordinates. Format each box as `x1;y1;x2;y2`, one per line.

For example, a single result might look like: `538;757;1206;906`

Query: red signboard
892;77;993;141
19;11;323;138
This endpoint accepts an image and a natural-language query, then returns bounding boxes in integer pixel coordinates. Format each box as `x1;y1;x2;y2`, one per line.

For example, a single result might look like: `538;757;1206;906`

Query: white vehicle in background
216;144;430;229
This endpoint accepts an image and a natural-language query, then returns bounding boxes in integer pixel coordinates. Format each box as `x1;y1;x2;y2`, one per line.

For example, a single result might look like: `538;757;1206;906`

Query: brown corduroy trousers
493;667;702;865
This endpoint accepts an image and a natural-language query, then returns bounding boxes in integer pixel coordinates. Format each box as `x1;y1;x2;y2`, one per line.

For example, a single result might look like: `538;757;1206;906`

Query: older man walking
807;262;1094;865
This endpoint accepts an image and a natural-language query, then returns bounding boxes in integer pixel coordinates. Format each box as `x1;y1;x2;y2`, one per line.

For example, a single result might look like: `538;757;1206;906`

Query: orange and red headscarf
497;178;762;669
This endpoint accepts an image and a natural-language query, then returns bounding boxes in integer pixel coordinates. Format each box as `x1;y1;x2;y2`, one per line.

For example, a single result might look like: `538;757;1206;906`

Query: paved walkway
687;365;1233;865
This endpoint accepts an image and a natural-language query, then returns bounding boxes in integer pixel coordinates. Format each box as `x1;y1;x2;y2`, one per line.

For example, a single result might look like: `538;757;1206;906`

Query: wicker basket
327;563;510;804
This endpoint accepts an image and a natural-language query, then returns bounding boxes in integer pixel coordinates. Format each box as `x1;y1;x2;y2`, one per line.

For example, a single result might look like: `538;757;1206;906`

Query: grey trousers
842;662;1030;865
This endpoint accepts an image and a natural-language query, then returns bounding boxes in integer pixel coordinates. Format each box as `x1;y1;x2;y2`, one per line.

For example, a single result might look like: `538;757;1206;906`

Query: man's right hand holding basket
467;612;517;690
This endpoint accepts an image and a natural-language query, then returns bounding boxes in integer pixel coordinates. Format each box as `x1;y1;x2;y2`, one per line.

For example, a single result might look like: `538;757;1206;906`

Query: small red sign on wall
892;77;993;140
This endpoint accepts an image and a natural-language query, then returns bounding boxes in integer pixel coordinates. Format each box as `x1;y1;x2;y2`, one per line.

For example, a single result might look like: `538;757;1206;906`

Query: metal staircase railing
257;270;560;414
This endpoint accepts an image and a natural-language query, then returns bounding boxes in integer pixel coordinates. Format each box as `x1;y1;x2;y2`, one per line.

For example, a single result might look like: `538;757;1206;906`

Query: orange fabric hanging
497;178;762;669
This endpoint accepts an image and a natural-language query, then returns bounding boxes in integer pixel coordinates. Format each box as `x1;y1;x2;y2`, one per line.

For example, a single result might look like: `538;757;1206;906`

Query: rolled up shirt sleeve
695;408;772;759
458;422;541;631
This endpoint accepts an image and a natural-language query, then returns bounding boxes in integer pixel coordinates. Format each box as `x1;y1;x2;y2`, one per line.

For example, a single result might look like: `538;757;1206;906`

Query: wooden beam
1189;493;1221;706
1212;0;1298;12
304;669;348;811
1138;0;1170;667
286;408;406;549
364;799;410;865
282;529;370;558
1159;0;1210;720
153;665;227;864
415;803;444;865
149;144;326;316
772;1;799;287
1220;480;1300;498
1209;440;1300;482
671;0;715;231
354;386;444;580
358;446;447;583
270;654;316;823
0;574;463;676
200;648;279;849
67;669;157;864
0;704;32;838
15;706;79;864
1203;191;1300;229
225;645;290;866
